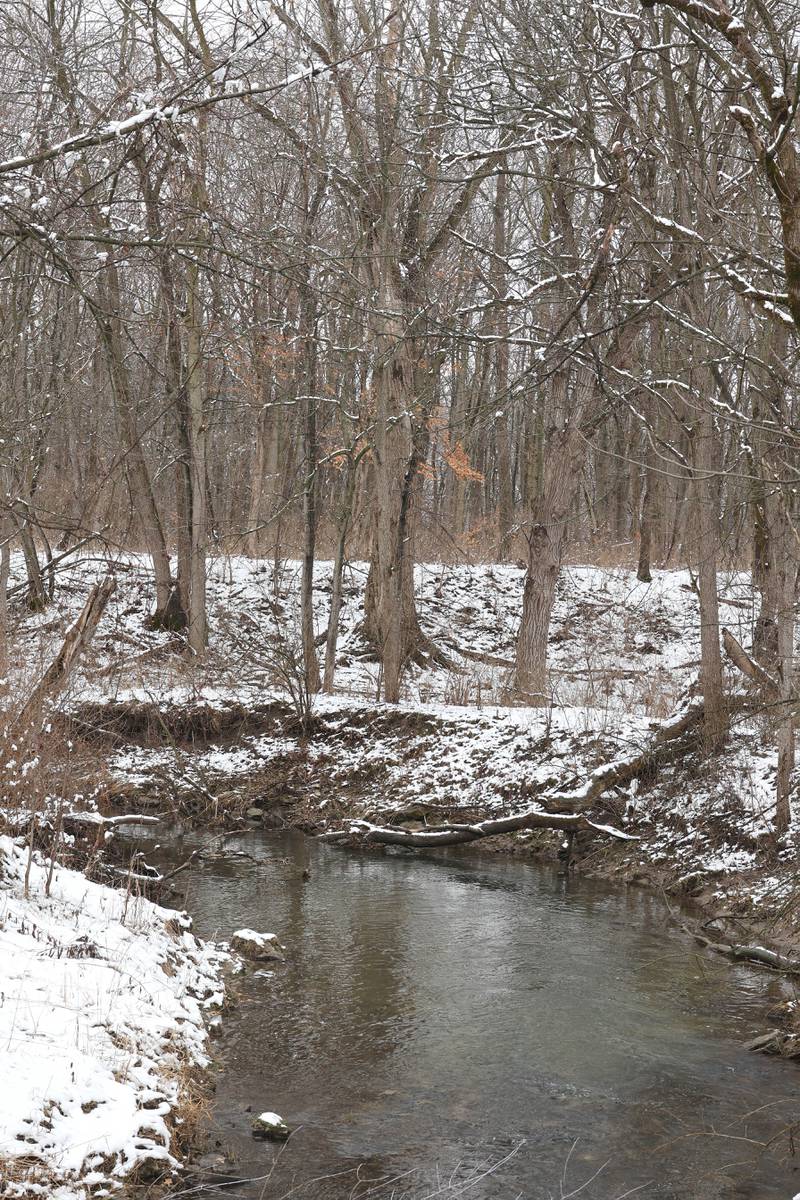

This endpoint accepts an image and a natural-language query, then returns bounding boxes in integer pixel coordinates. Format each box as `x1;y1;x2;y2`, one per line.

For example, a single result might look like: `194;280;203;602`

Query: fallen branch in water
688;925;800;974
107;850;199;891
320;809;637;848
158;851;201;885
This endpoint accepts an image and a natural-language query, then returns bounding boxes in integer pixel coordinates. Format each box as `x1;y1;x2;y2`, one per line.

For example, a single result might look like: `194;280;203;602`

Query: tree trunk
691;413;726;750
99;263;174;621
362;272;425;703
514;367;586;702
323;457;359;693
14;506;46;610
162;258;190;633
323;527;347;695
769;491;796;834
515;521;562;702
246;399;269;558
637;455;654;583
300;284;321;693
493;170;513;550
0;517;11;681
183;251;208;654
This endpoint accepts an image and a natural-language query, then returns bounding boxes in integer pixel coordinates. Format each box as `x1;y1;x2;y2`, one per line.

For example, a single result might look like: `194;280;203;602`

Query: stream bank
0;834;230;1200
70;690;800;1010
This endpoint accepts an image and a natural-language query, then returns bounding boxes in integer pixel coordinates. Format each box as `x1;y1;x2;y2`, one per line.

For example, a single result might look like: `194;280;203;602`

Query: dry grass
0;1153;58;1198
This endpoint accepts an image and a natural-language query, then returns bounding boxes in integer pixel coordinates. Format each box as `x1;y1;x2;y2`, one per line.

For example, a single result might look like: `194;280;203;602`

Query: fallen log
321;696;711;848
538;697;707;813
17;573;117;729
64;812;160;828
744;1029;800;1058
687;924;800;975
452;645;516;669
319;809;637;849
721;628;780;700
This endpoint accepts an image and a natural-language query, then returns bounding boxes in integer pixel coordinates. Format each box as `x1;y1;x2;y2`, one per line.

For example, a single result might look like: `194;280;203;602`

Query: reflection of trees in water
275;845;417;1089
157;831;799;1200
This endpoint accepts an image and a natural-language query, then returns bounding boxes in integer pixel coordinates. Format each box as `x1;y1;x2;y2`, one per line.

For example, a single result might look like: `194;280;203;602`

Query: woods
2;4;800;1194
0;0;798;811
0;0;795;713
0;0;797;831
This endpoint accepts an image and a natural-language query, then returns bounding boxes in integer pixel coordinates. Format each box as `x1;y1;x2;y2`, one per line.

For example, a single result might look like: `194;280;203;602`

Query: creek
125;826;800;1199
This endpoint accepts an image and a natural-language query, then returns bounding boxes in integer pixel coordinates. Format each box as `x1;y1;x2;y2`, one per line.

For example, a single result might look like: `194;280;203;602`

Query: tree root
351;617;461;672
408;633;460;671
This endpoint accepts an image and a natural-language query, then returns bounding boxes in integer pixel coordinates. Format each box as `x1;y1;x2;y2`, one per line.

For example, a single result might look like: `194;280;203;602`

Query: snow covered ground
6;550;795;850
0;834;228;1199
5;551;761;717
2;547;799;1151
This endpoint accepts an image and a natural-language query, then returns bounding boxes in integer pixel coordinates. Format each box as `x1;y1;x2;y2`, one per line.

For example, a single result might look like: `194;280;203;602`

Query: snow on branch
0;51;366;180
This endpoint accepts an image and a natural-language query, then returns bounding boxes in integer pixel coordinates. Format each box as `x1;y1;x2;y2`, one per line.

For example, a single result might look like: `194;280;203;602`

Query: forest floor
8;551;799;928
1;550;799;1194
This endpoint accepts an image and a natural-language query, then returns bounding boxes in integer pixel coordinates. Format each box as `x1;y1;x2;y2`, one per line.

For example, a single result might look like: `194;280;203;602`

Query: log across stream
124;826;800;1199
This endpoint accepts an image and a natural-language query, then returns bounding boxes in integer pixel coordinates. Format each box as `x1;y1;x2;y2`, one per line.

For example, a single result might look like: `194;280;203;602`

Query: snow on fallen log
63;812;160;827
319;693;712;849
538;695;708;812
0;834;228;1195
320;809;637;848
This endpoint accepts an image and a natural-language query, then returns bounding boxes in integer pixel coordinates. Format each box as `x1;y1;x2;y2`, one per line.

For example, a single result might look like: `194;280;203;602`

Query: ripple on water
126;827;800;1199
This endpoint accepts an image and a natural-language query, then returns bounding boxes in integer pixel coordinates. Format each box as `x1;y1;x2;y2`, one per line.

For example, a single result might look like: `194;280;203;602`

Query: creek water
127;826;800;1199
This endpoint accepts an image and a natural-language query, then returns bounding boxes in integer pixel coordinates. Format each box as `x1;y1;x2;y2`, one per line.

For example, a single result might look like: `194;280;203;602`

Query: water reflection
126;828;800;1199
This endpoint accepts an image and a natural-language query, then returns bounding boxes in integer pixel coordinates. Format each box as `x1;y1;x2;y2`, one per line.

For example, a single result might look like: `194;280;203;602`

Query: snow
0;835;228;1198
231;927;280;948
0;552;780;739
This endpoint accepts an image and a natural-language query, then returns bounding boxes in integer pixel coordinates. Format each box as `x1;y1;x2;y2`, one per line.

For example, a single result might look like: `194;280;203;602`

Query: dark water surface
130;827;800;1199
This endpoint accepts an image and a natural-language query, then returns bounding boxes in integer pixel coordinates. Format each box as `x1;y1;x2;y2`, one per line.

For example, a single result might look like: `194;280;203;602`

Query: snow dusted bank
0;836;228;1198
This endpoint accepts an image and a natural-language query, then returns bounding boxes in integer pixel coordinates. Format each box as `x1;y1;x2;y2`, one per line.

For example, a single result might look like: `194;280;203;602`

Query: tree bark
362;275;426;702
637;451;655;582
320;810;637;849
323;453;361;693
493;169;513;551
690;408;726;750
184;250;208;654
300;282;321;693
